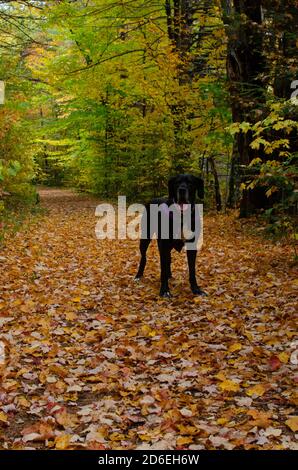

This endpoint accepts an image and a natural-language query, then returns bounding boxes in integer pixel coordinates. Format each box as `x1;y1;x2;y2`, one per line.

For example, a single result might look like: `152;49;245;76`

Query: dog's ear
194;176;204;200
168;176;177;200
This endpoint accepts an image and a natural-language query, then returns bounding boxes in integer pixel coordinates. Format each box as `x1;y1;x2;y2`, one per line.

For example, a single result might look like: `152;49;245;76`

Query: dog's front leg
158;241;171;298
187;249;207;296
167;251;172;279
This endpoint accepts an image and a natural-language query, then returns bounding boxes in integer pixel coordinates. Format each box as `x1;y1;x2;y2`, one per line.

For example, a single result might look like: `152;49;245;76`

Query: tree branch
67;48;145;74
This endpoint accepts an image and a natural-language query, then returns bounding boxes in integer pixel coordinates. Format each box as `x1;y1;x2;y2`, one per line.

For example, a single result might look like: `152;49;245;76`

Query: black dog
135;174;206;298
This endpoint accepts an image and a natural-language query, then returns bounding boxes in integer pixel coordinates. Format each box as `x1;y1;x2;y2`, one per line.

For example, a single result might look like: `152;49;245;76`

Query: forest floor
0;188;297;450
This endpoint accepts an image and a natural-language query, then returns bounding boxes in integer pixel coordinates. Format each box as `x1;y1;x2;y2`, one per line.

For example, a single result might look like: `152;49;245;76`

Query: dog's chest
171;239;185;252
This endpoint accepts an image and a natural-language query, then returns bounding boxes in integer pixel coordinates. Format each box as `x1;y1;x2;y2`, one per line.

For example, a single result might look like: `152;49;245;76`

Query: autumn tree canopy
0;1;297;216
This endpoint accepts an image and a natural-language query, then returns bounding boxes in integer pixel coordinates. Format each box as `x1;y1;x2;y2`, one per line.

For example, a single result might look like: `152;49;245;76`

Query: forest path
0;188;297;449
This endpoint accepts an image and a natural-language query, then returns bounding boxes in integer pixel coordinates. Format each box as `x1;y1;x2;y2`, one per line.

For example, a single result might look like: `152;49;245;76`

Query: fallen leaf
285;416;298;432
0;411;8;424
176;436;193;446
179;407;193;417
54;408;78;429
228;343;242;353
23;433;42;442
55;434;70;449
219;379;240;392
247;410;272;428
268;355;281;371
246;384;266;397
278;352;289;364
264;427;282;437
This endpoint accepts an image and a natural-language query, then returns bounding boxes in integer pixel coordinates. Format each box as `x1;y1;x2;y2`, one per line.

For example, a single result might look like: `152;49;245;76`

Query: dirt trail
0;188;297;449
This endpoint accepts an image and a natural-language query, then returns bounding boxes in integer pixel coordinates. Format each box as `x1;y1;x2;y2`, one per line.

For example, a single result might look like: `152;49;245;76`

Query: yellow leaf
72;297;81;303
16;396;30;408
55;434;70;450
109;432;125;441
141;325;153;336
229;343;242;353
246;384;266;397
0;411;8;423
266;186;278;198
50;364;68;378
193;296;204;304
217;417;228;425
278;352;289;364
176;436;193;446
65;311;76;321
285;416;298;432
244;331;253;341
200;366;213;374
176;424;198;436
149;330;157;337
219;380;240;392
85;375;101;383
127;328;138;337
215;371;226;381
139;433;152;442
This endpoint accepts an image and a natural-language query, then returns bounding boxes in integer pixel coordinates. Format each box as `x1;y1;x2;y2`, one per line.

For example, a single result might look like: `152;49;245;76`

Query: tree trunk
164;0;211;172
209;155;222;211
226;140;239;208
224;0;267;216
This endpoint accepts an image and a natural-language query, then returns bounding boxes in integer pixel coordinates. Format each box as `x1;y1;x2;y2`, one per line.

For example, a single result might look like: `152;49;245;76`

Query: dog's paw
192;287;208;296
134;276;142;282
160;290;172;298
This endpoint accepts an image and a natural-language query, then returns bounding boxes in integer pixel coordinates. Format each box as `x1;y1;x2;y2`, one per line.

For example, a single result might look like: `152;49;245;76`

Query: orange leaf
55;434;70;449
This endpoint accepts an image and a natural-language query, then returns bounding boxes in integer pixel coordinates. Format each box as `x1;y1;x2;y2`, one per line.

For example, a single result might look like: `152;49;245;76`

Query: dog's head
168;174;204;209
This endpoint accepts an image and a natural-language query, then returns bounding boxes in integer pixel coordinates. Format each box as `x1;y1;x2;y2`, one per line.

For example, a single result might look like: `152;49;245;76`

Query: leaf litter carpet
0;189;297;449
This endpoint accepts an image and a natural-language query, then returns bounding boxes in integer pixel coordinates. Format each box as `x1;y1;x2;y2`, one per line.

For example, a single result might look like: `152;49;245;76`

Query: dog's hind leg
167;251;172;279
186;249;207;296
158;240;172;298
135;238;151;279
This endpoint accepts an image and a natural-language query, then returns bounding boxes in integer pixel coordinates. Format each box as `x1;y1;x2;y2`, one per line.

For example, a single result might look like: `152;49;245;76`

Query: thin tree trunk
164;0;209;172
209;155;222;211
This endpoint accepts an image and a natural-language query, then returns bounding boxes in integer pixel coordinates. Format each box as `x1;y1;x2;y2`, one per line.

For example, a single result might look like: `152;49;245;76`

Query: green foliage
22;0;229;203
229;99;297;253
0;0;296;226
0;3;38;210
232;101;297;201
